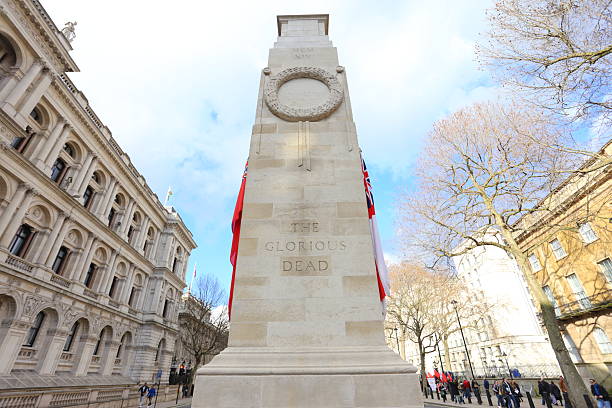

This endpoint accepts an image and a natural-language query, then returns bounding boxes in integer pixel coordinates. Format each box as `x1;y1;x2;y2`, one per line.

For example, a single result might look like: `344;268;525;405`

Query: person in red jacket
463;379;472;400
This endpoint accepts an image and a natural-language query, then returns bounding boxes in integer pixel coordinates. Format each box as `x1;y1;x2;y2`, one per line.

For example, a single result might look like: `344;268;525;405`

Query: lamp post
434;333;445;376
500;352;512;379
450;300;475;379
394;327;401;357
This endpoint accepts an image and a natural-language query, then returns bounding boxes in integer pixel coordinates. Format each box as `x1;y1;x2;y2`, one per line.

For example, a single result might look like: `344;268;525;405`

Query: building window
63;143;75;158
128;287;136;307
594;327;612;354
549;239;567;260
566;273;591;309
8;224;34;258
127;226;135;242
107;208;116;228
91;171;100;184
172;257;179;274
528;254;542;272
63;322;79;352
542;285;559;316
50;158;67;184
51;246;70;275
24;311;45;347
562;333;582;363
108;276;118;298
598;258;612;284
84;263;97;288
93;331;103;356
82;186;95;209
11;127;34;154
162;299;169;318
154;340;164;362
29;107;43;124
578;223;598;244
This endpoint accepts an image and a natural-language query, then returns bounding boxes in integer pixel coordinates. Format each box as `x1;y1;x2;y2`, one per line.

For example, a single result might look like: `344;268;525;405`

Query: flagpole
187;263;196;295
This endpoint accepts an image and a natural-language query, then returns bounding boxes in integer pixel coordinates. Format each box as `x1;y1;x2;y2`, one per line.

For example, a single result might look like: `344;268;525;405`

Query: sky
44;0;498;299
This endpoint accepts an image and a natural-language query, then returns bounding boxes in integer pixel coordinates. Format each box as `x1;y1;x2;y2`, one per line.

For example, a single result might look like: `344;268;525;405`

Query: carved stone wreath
264;66;344;122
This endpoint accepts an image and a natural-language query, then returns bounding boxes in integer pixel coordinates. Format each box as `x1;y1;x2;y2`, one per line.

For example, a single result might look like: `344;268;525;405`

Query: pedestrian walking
473;379;481;401
550;381;562;406
463;378;472;401
493;380;506;408
539;379;552;406
147;385;157;407
138;383;149;407
502;378;517;408
590;379;611;408
450;379;459;403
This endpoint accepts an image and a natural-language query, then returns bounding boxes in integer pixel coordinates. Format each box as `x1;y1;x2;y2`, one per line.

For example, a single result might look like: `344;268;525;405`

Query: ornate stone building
0;0;196;399
516;141;611;387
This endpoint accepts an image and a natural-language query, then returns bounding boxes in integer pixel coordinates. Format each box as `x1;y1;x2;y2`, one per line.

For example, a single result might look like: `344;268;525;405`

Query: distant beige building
516;141;611;387
0;0;195;405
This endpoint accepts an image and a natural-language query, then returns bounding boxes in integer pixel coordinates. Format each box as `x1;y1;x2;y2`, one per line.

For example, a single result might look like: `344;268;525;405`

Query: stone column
0;188;36;248
120;264;137;304
37;328;68;375
0;319;29;375
76;156;98;197
43;125;72;170
137;275;149;310
73;334;97;376
44;217;72;267
135;217;150;251
100;339;120;375
75;236;96;283
34;211;67;265
0;183;28;235
99;250;119;294
150;230;162;262
120;199;136;236
97;178;118;219
3;60;43;110
32;119;66;170
68;152;94;196
19;69;53;117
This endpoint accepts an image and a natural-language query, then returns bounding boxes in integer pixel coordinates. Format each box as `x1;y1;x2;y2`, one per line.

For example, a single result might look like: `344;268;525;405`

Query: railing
83;289;98;300
59;352;73;362
49;391;89;407
5;255;33;273
50;274;71;289
557;289;612;319
96;389;123;402
0;394;39;408
17;347;35;359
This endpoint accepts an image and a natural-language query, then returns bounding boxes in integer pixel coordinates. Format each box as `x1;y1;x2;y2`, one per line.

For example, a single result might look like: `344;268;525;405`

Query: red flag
434;370;441;379
228;161;248;320
361;154;389;303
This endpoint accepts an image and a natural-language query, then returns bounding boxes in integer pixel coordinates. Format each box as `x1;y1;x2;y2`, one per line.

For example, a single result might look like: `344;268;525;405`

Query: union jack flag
361;156;375;218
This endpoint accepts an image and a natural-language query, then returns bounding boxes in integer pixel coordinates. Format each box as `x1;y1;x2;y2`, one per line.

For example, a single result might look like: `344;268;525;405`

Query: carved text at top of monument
294;48;314;59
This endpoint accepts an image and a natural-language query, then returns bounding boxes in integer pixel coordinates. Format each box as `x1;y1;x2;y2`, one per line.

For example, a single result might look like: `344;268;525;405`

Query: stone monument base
192;346;422;408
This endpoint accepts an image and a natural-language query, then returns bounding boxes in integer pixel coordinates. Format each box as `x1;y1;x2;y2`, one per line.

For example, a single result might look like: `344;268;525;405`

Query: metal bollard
583;394;594;408
476;390;482;405
436;389;440;400
525;391;536;408
485;390;493;406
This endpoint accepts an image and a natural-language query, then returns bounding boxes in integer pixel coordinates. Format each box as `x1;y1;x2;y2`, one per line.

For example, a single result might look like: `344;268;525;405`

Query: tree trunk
500;228;593;408
418;339;428;395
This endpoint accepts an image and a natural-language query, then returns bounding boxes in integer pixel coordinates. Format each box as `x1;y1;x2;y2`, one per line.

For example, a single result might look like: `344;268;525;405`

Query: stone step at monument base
192;346;423;408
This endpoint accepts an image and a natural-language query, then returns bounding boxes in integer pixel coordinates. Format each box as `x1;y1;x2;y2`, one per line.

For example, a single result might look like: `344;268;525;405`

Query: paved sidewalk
137;397;192;408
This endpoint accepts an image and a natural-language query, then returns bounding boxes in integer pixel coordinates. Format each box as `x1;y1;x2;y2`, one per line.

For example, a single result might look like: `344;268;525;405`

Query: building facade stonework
0;0;195;397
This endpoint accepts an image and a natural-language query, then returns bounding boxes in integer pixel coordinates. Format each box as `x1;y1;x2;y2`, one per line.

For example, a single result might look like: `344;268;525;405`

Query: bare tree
399;101;606;407
385;263;488;389
178;274;229;383
477;0;612;126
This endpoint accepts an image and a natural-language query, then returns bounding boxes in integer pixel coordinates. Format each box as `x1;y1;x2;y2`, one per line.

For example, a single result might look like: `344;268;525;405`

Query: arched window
82;186;95;209
8;224;34;257
154;339;164;362
63;321;79;352
50;158;67;184
51;246;70;274
172;257;179;274
108;276;119;298
0;34;18;69
62;143;75;158
24;311;45;347
29;107;43;125
162;299;169;318
91;171;101;184
116;333;129;358
84;263;97;288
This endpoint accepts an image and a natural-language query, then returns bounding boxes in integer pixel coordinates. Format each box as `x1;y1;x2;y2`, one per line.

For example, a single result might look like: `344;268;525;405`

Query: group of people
435;377;481;404
138;383;157;407
537;377;567;406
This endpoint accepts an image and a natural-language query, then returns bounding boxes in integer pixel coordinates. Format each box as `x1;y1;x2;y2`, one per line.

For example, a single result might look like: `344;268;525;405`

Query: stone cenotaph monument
192;15;421;408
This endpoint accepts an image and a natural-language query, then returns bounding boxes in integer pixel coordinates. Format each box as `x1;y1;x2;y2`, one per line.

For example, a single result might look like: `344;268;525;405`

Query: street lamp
387;327;401;356
500;352;512;379
434;332;446;376
450;300;475;379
